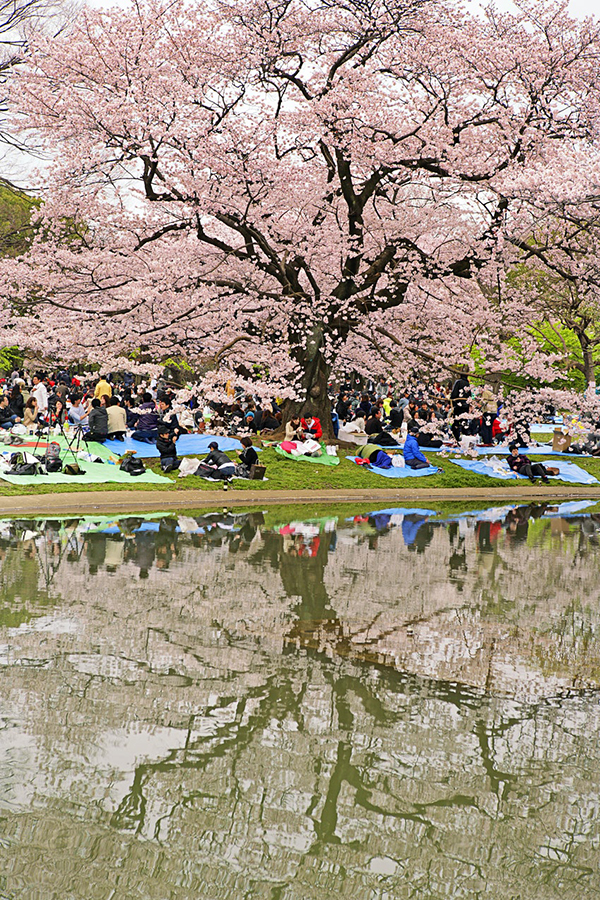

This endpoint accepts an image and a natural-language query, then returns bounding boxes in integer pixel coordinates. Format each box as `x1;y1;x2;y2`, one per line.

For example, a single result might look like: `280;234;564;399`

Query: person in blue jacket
403;423;430;469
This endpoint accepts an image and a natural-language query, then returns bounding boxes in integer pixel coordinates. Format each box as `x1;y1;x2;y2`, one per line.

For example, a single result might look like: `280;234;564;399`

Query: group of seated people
357;423;436;470
335;381;542;450
177;437;259;484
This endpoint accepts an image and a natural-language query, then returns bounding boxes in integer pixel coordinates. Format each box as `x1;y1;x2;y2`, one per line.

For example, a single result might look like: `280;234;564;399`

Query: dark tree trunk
283;327;334;439
582;345;596;389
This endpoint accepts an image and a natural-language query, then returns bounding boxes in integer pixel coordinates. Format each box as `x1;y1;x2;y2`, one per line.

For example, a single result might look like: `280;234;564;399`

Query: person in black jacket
9;384;24;419
365;408;400;446
336;393;352;422
194;441;236;486
0;395;20;429
157;426;180;472
386;400;404;431
84;398;108;442
451;373;471;440
235;436;259;477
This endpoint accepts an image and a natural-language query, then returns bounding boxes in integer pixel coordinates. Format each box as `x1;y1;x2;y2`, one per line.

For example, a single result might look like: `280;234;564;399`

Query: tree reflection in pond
1;503;600;899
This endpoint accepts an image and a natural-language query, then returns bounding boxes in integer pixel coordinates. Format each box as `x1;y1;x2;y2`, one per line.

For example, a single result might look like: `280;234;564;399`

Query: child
157;425;180;472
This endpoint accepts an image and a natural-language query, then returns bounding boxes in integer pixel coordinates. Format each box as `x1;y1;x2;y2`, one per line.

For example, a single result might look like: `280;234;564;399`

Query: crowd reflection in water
3;502;600;900
0;501;599;586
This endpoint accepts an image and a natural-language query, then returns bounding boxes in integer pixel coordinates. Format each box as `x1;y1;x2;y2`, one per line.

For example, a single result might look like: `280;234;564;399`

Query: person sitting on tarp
243;410;259;433
506;444;550;483
22;397;38;432
285;415;305;442
84;398;108;442
107;396;127;440
492;416;506;443
259;408;280;432
0;394;21;430
365;408;400;446
68;394;88;428
385;400;404;432
130;393;159;443
403;423;430;469
301;414;322;440
194;441;236;483
357;443;393;469
405;418;444;448
157;425;180;472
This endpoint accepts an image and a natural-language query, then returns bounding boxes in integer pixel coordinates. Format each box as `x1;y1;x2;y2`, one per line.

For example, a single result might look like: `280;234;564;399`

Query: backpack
11;461;42;476
120;456;146;476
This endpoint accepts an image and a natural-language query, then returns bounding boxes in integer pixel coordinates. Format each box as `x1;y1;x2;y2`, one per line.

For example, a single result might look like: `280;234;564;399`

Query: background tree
504;204;600;390
2;0;600;430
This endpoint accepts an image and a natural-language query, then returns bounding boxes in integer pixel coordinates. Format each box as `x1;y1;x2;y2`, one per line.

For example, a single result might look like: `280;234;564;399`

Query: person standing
31;373;49;423
450;372;471;441
94;375;112;401
479;384;497;445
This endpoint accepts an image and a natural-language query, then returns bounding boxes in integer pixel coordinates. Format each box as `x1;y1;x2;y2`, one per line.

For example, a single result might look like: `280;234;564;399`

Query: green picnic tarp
0;459;170;486
0;433;117;461
274;444;340;466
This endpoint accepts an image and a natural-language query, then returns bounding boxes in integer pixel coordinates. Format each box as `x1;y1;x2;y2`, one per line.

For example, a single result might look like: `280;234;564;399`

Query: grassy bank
1;438;600;496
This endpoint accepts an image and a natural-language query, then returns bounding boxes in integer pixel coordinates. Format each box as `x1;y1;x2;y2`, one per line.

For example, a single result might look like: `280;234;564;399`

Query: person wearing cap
243;410;259;433
196;441;235;484
403;423;430;469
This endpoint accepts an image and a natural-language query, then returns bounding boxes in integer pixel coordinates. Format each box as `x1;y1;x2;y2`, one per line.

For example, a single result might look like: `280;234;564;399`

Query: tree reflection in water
1;503;600;899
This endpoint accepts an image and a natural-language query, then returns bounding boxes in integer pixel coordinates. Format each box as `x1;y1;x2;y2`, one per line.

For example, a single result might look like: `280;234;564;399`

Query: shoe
529;476;535;483
542;476;550;484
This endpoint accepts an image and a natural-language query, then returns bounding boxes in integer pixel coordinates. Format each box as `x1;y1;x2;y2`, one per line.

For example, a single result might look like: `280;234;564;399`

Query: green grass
1;443;600;497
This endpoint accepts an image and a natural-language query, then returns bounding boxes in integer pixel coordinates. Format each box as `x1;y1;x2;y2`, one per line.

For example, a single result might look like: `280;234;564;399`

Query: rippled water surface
1;500;600;899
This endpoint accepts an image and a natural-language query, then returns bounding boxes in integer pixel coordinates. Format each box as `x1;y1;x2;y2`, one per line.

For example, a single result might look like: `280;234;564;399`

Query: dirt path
1;485;599;515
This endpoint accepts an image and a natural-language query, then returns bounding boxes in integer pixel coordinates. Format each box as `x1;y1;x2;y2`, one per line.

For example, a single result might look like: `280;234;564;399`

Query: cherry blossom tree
2;0;600;429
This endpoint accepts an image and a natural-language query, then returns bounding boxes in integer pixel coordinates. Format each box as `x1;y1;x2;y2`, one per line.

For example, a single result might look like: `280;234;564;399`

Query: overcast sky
569;0;597;15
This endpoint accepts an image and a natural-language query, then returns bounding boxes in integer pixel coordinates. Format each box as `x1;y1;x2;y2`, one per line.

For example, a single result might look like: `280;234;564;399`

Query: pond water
1;501;600;899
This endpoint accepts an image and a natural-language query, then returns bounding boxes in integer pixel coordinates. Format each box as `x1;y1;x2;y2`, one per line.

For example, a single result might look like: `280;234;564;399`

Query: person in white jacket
30;373;48;422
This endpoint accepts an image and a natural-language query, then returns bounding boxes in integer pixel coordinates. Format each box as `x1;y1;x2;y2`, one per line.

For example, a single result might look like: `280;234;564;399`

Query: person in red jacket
301;415;322;440
492;416;506;442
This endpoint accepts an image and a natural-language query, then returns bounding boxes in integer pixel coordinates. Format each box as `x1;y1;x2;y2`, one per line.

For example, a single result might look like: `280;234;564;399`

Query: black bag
120;456;146;476
11;462;42;476
45;457;63;473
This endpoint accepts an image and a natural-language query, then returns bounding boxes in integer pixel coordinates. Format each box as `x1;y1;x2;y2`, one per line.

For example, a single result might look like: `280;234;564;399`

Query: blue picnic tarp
346;456;440;478
450;458;598;485
103;433;246;458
